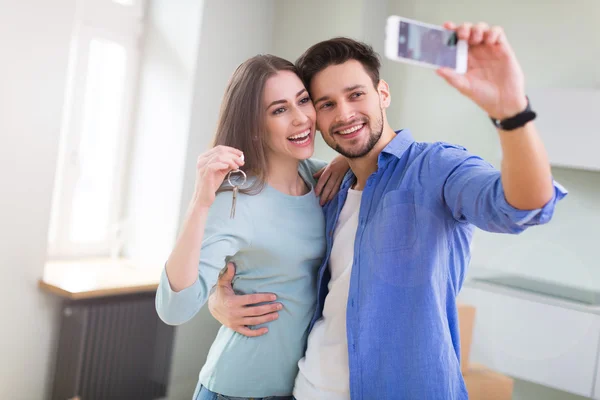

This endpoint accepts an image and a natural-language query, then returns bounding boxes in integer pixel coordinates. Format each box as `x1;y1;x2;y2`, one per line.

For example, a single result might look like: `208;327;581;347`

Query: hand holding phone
385;16;468;74
386;18;528;119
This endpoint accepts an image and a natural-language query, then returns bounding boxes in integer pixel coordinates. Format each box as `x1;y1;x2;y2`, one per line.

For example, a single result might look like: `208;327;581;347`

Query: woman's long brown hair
213;54;297;194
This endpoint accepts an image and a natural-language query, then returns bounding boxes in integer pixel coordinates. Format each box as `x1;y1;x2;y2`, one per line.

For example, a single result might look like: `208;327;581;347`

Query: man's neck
348;125;396;191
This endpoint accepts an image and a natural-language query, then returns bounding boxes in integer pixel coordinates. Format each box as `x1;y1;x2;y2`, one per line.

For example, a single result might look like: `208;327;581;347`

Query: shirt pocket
368;189;417;253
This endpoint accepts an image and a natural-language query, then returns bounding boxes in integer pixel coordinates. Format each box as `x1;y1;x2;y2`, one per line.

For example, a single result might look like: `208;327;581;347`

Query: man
208;22;566;399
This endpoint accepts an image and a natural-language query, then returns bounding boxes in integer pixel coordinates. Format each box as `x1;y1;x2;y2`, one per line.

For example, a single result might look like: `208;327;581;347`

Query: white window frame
48;0;145;259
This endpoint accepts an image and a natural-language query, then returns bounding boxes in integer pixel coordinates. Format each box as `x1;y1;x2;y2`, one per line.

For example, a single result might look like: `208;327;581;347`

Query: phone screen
396;21;458;69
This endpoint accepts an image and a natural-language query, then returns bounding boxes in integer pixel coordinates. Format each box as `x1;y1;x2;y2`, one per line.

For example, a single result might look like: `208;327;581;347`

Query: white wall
166;1;276;398
0;0;76;398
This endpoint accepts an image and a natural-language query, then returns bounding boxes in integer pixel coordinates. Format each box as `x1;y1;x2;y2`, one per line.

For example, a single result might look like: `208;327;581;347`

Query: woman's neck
266;155;307;196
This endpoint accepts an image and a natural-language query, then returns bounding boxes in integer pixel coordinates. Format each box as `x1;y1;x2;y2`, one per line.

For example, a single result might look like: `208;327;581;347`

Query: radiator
51;292;175;400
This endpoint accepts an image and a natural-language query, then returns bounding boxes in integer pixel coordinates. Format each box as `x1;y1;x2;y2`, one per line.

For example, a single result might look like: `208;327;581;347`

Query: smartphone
385;15;468;74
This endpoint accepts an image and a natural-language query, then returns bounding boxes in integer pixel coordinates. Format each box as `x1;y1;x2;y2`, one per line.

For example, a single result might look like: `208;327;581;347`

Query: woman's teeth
338;124;363;135
288;129;311;143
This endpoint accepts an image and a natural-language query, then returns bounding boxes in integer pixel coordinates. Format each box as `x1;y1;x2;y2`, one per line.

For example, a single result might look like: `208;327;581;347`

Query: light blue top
155;159;328;398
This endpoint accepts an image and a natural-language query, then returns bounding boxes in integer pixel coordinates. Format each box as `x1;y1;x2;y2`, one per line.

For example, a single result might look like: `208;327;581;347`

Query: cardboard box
458;303;476;373
463;364;514;400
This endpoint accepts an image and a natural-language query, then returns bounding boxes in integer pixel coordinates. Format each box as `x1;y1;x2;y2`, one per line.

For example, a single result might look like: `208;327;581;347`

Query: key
230;185;238;219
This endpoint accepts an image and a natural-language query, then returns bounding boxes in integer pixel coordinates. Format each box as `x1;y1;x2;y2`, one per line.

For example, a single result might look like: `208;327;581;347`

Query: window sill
39;258;163;300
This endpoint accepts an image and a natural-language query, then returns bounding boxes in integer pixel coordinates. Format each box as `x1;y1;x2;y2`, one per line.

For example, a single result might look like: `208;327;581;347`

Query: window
48;0;145;259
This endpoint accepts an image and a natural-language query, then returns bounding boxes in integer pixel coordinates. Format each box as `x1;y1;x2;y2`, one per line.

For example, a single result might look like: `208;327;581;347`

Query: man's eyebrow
344;84;366;92
313;85;367;105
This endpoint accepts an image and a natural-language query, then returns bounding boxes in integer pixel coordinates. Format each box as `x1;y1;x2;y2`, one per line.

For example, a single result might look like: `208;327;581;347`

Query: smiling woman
154;54;349;400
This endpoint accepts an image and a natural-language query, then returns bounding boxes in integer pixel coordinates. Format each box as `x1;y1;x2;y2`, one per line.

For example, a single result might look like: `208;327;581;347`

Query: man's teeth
338;124;363;135
288;129;310;140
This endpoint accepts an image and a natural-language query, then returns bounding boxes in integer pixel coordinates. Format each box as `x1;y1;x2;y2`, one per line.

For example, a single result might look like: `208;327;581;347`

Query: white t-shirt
293;189;362;400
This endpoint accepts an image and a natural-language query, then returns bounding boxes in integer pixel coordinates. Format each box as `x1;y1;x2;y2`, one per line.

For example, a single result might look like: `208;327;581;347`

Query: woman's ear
377;79;391;109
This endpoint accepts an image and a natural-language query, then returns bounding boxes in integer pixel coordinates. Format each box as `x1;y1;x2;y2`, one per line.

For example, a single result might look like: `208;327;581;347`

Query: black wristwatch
490;97;536;131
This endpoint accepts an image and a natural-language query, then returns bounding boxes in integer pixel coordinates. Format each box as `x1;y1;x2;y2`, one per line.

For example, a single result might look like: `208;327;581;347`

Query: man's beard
330;108;384;159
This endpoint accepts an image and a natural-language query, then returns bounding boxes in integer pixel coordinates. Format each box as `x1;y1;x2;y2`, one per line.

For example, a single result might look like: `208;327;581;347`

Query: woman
155;54;348;400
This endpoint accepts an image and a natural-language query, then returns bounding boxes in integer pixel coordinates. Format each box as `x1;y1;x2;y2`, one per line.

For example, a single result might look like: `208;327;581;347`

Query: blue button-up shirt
308;129;567;399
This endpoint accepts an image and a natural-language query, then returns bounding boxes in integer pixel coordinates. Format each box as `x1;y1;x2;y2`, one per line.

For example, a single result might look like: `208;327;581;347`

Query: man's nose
334;101;355;124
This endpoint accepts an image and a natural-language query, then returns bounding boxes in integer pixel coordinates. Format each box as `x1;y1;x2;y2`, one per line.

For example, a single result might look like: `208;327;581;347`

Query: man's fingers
456;23;473;42
236;326;269;337
314;169;331;196
320;179;336;206
238;292;277;306
443;21;456;30
324;177;342;203
241;302;283;317
485;26;504;45
313;168;324;179
242;312;279;326
470;22;489;45
218;262;236;284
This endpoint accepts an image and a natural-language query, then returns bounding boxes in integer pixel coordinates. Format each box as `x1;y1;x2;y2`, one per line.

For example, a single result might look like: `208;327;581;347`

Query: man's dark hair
295;37;381;91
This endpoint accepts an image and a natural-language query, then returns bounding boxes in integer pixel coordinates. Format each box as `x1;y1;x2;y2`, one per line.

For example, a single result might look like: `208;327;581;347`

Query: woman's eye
299;96;310;104
273;107;286;115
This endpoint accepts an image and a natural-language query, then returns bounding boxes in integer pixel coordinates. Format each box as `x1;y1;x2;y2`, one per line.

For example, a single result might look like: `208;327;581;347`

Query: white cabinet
595;355;600;400
528;88;600;171
459;286;600;397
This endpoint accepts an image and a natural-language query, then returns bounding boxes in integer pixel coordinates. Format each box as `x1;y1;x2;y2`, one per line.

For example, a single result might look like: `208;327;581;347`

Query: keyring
227;169;247;188
227;169;246;219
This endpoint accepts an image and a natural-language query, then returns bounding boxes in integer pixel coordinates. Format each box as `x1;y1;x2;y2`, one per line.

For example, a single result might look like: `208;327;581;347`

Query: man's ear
377;79;391;109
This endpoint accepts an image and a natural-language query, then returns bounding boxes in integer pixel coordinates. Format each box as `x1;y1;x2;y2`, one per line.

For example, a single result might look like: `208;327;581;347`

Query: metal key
227;169;247;219
230;185;238;219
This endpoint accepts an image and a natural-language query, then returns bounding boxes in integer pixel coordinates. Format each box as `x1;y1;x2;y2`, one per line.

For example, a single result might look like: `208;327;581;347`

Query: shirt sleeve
155;192;253;325
426;142;567;234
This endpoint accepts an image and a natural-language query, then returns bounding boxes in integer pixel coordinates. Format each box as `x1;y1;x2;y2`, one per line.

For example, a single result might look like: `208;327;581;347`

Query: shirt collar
380;129;415;161
340;129;415;189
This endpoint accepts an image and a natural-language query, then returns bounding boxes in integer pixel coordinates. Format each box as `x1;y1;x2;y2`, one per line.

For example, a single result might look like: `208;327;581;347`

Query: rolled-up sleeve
155;193;252;325
429;143;567;234
490;179;567;231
